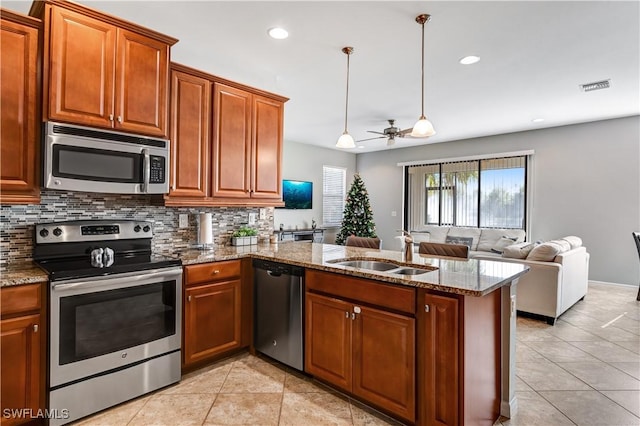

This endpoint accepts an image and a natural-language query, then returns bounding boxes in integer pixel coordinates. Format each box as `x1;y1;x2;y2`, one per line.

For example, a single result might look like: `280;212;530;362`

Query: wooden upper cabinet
212;83;252;198
251;95;283;199
43;2;176;137
211;83;284;202
0;10;41;204
115;28;168;136
167;66;211;199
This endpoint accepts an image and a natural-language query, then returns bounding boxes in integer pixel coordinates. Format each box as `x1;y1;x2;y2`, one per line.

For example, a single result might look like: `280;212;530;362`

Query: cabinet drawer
306;269;415;315
185;260;241;285
1;283;42;317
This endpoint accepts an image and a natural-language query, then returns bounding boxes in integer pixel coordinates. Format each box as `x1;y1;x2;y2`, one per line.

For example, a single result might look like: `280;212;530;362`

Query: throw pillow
549;239;571;253
491;236;519;254
526;242;563;261
445;235;473;248
561;236;582;249
502;242;536;259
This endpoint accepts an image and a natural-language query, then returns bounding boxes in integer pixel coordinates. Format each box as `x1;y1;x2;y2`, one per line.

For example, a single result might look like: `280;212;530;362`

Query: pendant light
336;47;356;149
411;14;436;138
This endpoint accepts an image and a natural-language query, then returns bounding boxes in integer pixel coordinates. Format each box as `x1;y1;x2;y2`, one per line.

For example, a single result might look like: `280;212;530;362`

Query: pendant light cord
420;18;425;119
344;48;351;133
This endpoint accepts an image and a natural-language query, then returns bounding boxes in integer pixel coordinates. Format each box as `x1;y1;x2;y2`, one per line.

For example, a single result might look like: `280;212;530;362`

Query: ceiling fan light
411;116;435;138
336;132;356;149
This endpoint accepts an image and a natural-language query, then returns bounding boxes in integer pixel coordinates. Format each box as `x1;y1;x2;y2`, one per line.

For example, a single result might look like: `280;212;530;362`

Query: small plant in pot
231;226;258;246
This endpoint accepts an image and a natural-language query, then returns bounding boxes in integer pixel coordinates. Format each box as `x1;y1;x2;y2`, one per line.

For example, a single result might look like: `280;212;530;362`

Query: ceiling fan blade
398;128;413;136
356;136;385;142
366;131;386;135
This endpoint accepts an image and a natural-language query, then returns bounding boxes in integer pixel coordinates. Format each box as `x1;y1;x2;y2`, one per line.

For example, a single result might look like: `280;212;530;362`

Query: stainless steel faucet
401;230;414;262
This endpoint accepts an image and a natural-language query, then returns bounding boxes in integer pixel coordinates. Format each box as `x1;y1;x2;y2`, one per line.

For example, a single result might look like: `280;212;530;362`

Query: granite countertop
1;242;528;296
176;242;529;296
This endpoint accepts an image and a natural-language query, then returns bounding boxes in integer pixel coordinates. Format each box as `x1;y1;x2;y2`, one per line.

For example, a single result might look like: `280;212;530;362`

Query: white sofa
411;225;590;324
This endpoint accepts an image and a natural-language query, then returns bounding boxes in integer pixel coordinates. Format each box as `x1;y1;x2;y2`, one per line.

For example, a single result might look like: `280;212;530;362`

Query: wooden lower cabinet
0;284;45;426
305;271;416;423
182;260;250;369
418;289;501;426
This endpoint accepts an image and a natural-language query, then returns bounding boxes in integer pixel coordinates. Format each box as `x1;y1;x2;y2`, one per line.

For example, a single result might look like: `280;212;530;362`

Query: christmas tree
336;174;377;245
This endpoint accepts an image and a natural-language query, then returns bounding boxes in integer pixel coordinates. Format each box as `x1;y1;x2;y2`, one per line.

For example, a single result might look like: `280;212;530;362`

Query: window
323;166;346;227
405;155;527;230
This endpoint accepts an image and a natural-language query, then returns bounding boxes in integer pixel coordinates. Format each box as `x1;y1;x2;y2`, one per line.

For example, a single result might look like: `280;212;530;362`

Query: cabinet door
305;292;352;391
168;69;211;198
184;280;241;366
353;305;415;422
420;292;460;426
115;28;169;137
0;14;39;204
251;95;283;199
1;314;41;426
48;5;115;128
211;83;252;198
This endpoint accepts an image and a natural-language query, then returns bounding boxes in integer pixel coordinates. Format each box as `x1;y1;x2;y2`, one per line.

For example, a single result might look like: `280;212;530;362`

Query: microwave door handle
141;148;150;193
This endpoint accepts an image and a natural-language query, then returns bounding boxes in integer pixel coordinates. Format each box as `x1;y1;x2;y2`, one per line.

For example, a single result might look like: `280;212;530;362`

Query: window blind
323;166;346;227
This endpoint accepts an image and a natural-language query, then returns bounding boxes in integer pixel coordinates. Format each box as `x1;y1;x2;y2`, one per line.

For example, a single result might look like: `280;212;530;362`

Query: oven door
49;267;182;388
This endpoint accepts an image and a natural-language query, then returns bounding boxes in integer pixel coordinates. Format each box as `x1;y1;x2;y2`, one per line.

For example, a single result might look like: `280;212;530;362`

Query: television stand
277;229;324;243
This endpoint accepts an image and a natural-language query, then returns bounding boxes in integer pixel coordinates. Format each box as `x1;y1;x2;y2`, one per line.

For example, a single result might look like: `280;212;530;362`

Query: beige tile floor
74;282;639;426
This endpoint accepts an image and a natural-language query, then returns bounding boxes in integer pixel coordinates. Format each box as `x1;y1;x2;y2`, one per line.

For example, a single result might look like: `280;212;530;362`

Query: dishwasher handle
252;258;304;277
267;270;282;277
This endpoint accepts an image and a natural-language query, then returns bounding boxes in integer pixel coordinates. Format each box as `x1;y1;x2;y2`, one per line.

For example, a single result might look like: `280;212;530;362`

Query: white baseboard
589;280;639;289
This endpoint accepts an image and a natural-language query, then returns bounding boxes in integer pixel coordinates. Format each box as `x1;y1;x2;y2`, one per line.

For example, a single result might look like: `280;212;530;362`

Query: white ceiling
5;1;640;153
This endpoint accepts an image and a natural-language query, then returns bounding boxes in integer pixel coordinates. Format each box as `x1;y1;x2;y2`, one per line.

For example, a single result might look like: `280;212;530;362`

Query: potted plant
231;226;258;246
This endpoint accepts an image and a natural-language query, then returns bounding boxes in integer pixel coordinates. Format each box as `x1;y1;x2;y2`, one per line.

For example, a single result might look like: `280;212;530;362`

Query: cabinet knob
33;324;39;333
188;295;192;302
345;311;349;318
351;312;356;320
213;270;220;274
424;304;430;313
109;114;114;121
117;116;123;123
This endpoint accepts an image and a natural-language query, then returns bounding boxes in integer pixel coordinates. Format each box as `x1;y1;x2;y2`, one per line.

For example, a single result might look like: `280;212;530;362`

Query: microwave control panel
149;156;165;183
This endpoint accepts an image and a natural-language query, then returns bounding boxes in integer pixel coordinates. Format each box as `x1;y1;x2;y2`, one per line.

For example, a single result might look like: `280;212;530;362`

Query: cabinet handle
117;116;123;123
345;311;349;318
351;312;356;320
33;324;39;333
109;114;114;121
424;304;430;313
188;295;192;302
213;270;220;274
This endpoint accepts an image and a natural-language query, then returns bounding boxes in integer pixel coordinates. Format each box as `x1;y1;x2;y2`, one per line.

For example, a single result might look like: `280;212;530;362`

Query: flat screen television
280;179;312;209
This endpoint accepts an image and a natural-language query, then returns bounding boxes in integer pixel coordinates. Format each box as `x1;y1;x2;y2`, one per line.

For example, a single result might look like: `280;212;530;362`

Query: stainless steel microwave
43;122;170;195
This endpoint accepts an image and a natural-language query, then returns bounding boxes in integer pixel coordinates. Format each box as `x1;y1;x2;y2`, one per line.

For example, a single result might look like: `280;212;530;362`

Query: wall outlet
259;208;266;220
391;211;397;217
179;214;188;228
248;212;257;226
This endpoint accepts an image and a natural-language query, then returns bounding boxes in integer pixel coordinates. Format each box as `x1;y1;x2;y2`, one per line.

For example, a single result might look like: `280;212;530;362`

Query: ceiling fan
357;119;412;146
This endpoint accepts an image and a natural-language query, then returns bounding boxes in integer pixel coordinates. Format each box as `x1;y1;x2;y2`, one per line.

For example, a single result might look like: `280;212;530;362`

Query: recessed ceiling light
459;55;480;65
357;145;365;149
532;118;545;123
268;27;288;40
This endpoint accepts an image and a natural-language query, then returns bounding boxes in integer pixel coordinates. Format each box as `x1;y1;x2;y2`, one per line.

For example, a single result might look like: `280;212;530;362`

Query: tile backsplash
0;190;274;269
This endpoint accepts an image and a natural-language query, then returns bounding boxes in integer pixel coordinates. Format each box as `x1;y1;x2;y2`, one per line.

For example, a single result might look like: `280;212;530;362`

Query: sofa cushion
412;232;430;244
549;239;571;253
527;242;563;261
502;242;536;259
477;228;526;252
447;227;482;250
561;236;582;249
491;236;519;254
418;225;450;244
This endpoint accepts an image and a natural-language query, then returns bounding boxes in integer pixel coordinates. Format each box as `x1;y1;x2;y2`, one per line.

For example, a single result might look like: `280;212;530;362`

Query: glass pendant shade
336;132;356;149
411;116;435;137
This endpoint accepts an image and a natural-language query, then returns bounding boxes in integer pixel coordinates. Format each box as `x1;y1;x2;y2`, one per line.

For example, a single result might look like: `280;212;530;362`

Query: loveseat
411;225;590;324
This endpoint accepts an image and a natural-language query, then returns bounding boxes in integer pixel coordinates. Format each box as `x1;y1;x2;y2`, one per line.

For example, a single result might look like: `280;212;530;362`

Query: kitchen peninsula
3;242;527;425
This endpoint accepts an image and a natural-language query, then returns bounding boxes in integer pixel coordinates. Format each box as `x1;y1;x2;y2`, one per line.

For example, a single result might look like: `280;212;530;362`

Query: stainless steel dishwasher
253;259;304;371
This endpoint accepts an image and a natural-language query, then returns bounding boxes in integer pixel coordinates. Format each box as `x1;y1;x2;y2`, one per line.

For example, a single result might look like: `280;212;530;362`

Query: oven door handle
141;148;150;193
51;266;183;292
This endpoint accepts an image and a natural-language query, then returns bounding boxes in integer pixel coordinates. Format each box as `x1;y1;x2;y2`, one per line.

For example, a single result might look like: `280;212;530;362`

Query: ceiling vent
580;79;611;92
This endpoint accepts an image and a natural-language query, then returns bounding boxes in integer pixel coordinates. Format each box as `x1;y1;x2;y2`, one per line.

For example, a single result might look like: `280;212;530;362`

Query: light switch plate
179;214;188;228
248;212;257;226
259;208;266;220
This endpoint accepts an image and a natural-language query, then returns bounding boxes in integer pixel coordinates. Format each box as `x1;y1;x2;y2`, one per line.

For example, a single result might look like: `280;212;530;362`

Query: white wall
275;140;356;243
356;116;640;286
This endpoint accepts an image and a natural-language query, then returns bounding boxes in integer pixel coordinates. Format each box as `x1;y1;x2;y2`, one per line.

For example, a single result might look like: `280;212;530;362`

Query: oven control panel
36;220;154;244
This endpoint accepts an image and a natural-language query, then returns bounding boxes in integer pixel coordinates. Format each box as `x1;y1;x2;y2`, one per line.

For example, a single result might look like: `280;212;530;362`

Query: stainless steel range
34;220;182;426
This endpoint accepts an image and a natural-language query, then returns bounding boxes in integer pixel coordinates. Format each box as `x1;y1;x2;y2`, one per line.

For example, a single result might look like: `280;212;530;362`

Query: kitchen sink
391;268;429;275
332;260;400;271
